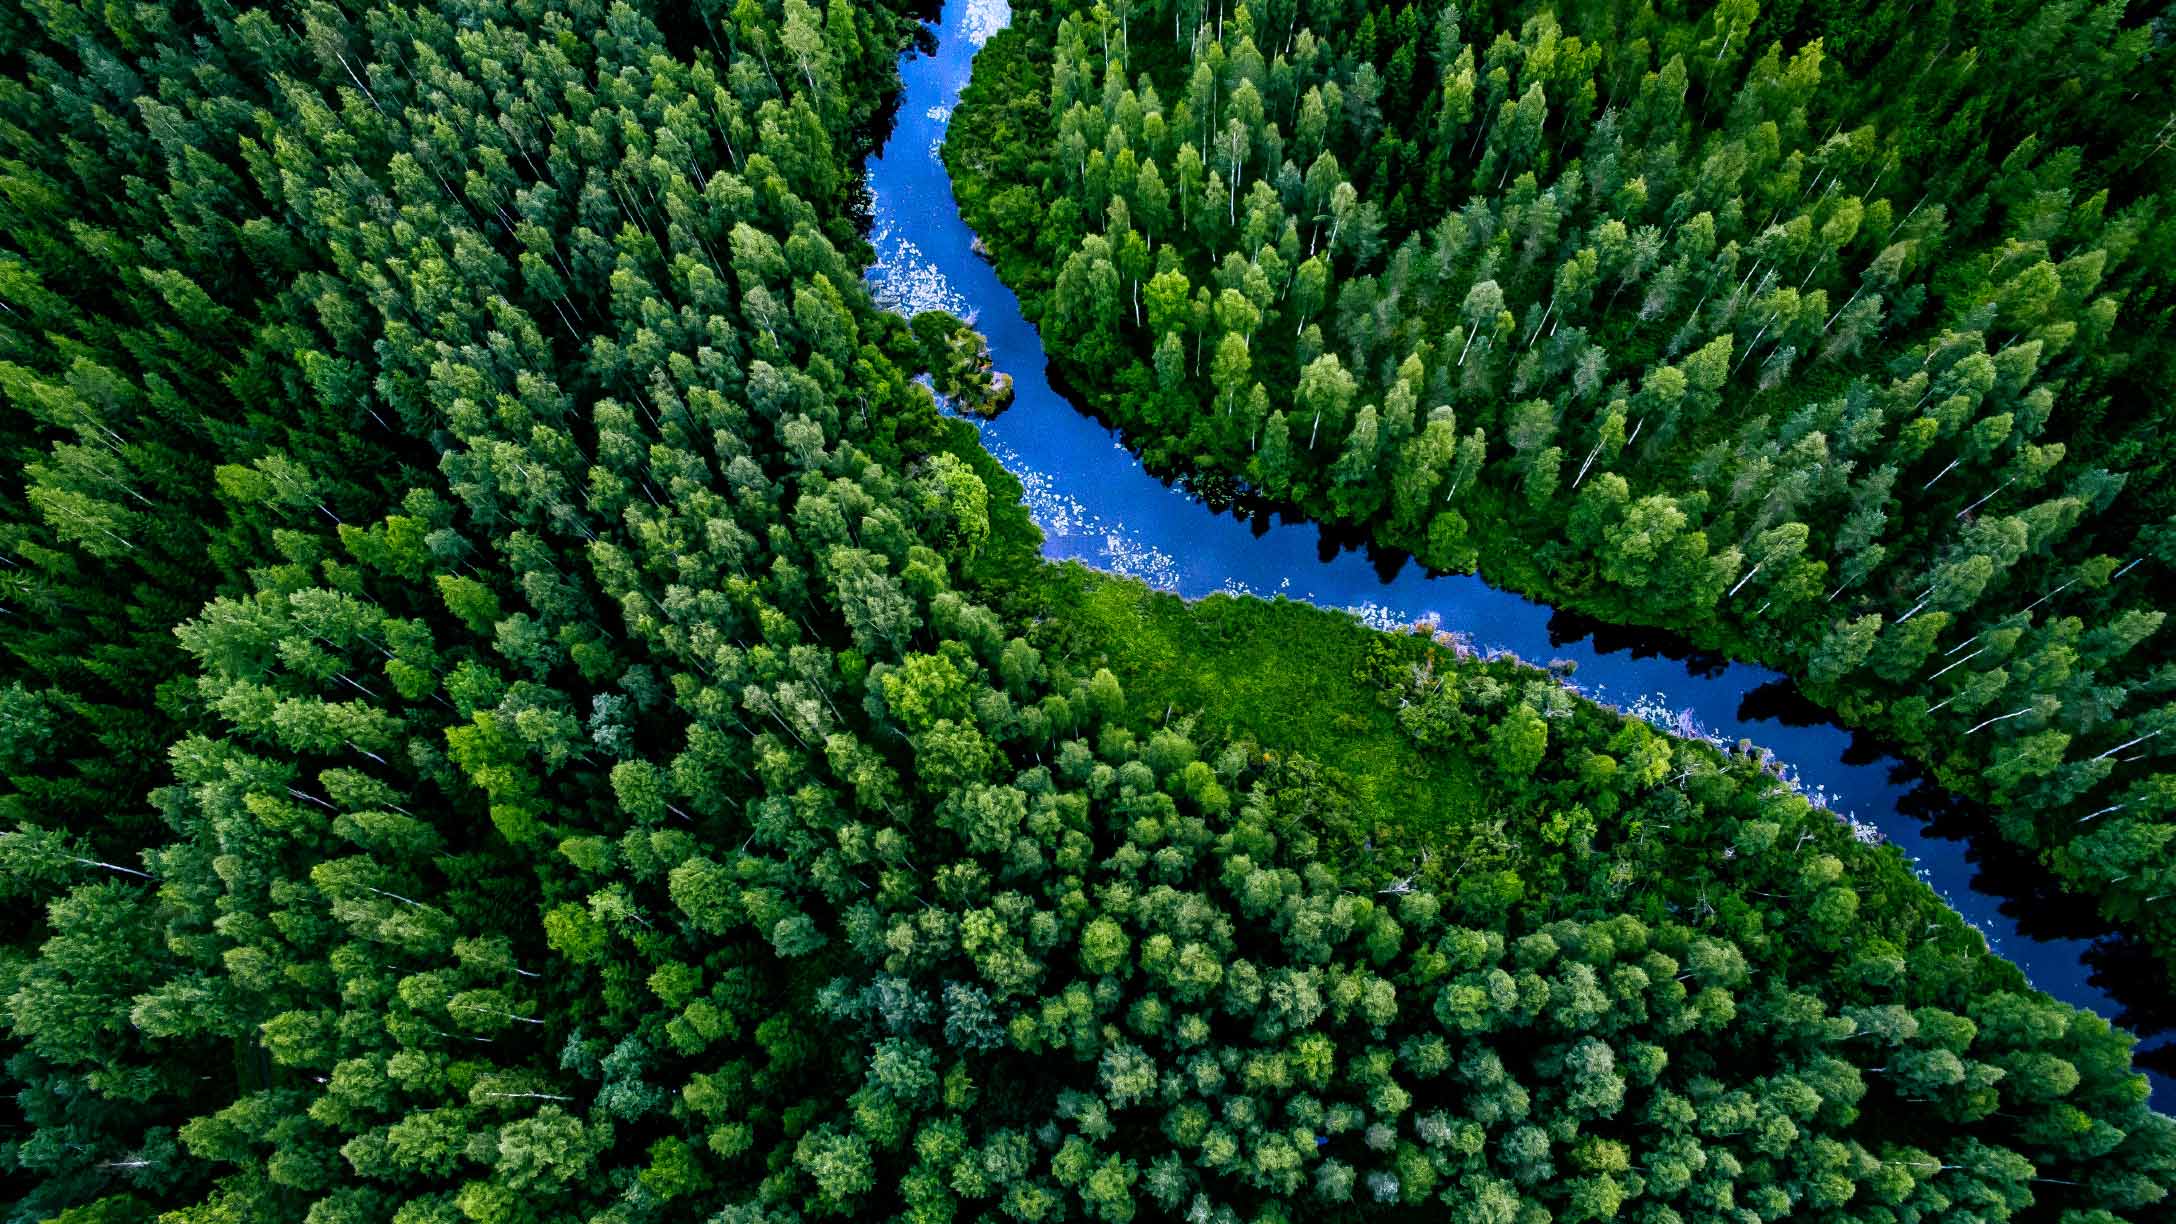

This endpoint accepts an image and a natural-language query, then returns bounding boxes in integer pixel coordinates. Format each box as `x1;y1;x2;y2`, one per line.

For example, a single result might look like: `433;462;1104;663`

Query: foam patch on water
950;426;1184;591
1344;601;1413;633
866;217;968;317
1102;533;1180;588
1216;576;1264;598
960;0;1011;47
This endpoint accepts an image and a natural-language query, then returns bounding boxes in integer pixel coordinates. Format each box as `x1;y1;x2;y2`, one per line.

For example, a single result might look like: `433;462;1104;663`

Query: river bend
861;0;2172;1099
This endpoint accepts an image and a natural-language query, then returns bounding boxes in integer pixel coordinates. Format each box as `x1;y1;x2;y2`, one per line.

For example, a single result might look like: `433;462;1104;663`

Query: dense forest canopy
945;0;2176;983
0;0;2171;1222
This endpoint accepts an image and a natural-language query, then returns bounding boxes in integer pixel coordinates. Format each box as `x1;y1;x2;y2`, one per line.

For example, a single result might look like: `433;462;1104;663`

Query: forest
0;0;2172;1222
945;0;2176;984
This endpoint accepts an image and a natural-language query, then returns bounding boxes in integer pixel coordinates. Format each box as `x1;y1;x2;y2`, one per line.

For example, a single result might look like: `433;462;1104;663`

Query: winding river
863;0;2172;1099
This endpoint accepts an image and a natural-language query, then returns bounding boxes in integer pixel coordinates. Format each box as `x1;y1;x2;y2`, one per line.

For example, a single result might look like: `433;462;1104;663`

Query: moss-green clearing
943;417;1482;839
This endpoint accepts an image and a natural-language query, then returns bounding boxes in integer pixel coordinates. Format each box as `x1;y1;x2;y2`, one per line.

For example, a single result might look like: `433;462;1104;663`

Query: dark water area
861;0;2173;1102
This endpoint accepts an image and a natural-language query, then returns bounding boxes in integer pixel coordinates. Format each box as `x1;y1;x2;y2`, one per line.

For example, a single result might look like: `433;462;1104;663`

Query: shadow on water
861;0;2173;1103
1548;606;1737;678
1737;676;1852;730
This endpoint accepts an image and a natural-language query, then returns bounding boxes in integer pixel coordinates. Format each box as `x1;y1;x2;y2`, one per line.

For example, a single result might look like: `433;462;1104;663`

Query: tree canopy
947;0;2176;985
1;0;2171;1221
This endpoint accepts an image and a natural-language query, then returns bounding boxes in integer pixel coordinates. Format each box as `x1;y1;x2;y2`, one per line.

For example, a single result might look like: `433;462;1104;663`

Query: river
862;0;2172;1100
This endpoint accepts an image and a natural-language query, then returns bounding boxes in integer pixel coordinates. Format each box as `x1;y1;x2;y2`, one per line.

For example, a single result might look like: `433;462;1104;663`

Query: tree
1255;411;1297;496
1393;416;1458;531
796;1126;876;1211
1524;448;1564;508
829;548;919;656
1459;281;1506;364
1297;354;1357;449
1210;333;1252;417
1332;404;1381;487
1424;510;1480;571
1291;256;1331;337
1489;705;1550;778
1808;615;1883;685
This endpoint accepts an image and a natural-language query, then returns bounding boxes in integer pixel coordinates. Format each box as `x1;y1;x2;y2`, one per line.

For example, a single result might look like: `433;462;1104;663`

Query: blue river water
863;0;2172;1099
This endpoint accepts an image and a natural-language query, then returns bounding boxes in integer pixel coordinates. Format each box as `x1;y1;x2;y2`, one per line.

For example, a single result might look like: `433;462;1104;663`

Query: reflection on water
862;0;2172;1102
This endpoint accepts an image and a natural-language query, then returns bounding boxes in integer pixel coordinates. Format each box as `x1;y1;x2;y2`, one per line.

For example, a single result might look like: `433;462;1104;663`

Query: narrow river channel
863;0;2173;1100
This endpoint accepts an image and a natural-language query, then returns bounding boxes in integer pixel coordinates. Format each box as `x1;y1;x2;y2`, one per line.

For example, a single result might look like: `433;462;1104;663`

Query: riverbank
867;0;2176;1098
936;411;2048;1000
938;6;2176;1002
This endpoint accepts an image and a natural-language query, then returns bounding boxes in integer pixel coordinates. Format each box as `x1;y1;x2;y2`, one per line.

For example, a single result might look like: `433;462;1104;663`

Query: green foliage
0;2;2170;1223
948;0;2176;980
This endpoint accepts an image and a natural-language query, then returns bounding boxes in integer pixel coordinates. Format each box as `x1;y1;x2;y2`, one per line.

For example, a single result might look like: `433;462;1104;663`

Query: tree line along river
860;0;2173;1102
